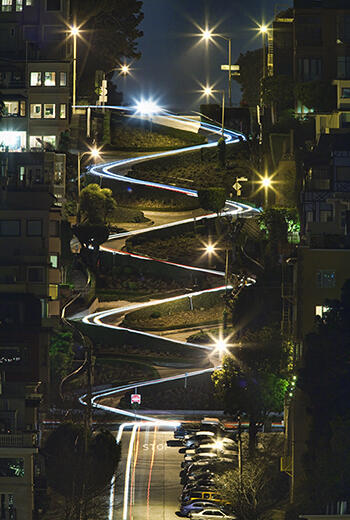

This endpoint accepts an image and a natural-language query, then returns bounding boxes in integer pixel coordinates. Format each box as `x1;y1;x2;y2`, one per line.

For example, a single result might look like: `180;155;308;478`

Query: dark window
27;267;44;282
46;0;60;10
316;270;336;288
296;16;322;46
336;167;350;181
0;220;20;237
337;14;350;44
341;88;350;99
27;219;42;236
0;458;24;478
337;57;350;79
297;58;322;81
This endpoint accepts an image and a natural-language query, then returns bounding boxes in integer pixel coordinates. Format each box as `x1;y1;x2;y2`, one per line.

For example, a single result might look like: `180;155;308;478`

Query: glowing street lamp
77;146;101;197
201;87;225;137
134;99;161;116
69;26;80;114
200;28;232;106
120;64;130;75
260;175;272;206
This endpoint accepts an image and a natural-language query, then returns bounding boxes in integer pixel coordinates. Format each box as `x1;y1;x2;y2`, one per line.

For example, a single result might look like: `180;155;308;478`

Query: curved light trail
76;106;260;520
79;105;259;419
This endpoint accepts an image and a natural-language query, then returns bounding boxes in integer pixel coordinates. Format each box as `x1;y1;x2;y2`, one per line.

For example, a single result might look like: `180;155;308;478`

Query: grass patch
122;290;225;330
110;117;206;151
119;371;221;410
110;206;148;223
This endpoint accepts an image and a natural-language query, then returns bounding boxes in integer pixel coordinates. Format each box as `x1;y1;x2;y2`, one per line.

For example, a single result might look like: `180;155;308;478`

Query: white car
190;509;236;519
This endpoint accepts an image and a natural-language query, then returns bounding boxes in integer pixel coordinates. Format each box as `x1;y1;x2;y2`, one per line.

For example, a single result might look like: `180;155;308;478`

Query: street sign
131;394;141;405
233;182;242;192
221;65;240;71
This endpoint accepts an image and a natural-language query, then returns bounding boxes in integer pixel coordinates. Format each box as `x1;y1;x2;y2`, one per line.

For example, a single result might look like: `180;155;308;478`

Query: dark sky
119;0;291;112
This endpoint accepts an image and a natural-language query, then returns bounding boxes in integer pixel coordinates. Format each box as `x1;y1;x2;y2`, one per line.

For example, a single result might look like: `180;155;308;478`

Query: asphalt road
113;426;182;520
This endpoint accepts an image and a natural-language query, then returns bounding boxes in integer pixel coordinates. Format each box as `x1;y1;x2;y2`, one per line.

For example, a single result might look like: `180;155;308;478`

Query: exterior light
213;440;224;451
259;25;268;34
89;146;100;159
135;99;161;116
261;177;272;188
203;86;213;96
121;64;130;75
206;244;215;254
70;26;80;36
201;29;213;40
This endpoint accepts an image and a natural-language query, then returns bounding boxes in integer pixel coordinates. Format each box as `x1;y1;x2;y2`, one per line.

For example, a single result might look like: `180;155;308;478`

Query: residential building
0;0;71;150
272;9;294;77
0;151;63;518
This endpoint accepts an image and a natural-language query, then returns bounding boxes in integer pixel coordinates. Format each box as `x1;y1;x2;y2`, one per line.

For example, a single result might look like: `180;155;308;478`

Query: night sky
119;0;291;111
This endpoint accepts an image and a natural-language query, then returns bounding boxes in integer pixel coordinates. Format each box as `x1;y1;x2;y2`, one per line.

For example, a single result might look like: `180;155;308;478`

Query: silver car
190;509;236;519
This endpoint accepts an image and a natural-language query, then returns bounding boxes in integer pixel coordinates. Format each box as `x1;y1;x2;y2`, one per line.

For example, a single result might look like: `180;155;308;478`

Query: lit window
20;100;25;116
40;299;48;318
44;71;56;86
15;0;22;10
316;270;336;289
43;104;55;118
0;458;24;478
0;131;26;151
49;284;59;300
3;101;19;116
19;166;25;181
30;104;41;118
1;0;12;12
30;72;41;86
341;88;350;99
27;219;42;236
59;71;67;86
59;104;66;119
27;267;44;282
0;220;20;237
49;254;58;268
315;305;330;318
43;136;56;148
29;135;42;149
26;0;32;4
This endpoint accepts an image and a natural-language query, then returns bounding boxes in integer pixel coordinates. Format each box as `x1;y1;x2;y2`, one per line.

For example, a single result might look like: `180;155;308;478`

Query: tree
215;435;288;520
262;75;295;111
70;0;144;100
73;224;110;253
217;137;226;168
234;49;262;107
294;80;336;113
212;326;288;455
198;187;226;214
79;183;117;225
43;423;121;520
49;328;74;382
296;280;350;512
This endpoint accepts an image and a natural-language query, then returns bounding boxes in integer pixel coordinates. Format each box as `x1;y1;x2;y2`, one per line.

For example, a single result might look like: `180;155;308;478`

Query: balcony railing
0;432;38;448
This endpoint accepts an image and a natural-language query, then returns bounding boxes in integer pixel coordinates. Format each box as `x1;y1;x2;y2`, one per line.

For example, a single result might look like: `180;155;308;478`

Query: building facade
0;0;71;151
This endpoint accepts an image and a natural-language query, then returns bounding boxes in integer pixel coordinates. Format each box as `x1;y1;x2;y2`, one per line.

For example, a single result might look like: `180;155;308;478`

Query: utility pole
238;415;243;488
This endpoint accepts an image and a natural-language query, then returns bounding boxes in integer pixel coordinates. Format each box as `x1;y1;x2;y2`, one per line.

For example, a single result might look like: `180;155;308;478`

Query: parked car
180;501;221;517
190;509;236;519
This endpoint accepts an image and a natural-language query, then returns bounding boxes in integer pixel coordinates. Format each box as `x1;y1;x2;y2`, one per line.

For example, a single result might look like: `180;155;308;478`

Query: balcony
0;432;38;448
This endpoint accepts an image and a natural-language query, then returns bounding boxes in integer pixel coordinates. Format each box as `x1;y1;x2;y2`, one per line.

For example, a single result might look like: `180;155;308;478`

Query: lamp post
201;29;232;107
77;147;101;197
70;26;80;115
202;87;225;137
261;175;272;207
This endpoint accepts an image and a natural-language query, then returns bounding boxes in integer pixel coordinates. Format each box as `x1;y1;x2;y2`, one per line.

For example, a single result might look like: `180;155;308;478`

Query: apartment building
0;0;71;150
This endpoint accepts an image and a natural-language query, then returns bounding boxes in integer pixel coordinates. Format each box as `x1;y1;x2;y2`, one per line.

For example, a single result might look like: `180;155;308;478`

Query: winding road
73;107;260;519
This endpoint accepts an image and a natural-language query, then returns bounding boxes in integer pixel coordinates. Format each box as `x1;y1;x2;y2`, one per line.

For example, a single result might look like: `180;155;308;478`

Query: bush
150;311;161;319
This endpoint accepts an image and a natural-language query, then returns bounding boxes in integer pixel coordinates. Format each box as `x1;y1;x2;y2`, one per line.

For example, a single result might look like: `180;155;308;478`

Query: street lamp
69;26;80;114
260;175;272;206
201;28;232;107
201;87;225;137
120;64;130;75
77;146;101;197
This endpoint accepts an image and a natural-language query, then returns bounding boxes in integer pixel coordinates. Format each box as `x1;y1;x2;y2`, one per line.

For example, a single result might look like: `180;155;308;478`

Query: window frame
43;103;55;119
316;269;336;289
26;219;42;237
0;220;21;237
30;71;41;87
27;266;44;283
30;103;42;119
59;71;67;86
44;71;56;86
59;103;66;119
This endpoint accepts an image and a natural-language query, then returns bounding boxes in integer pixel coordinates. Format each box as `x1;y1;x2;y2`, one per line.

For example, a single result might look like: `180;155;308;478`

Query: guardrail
0;432;38;448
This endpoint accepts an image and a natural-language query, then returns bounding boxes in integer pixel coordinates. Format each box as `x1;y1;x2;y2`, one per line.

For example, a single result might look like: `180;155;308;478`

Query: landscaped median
121;289;225;332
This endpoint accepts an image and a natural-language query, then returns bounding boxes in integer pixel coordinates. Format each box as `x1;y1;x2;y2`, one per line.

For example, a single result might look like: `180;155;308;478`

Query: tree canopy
297;280;350;511
212;326;288;454
70;0;144;99
198;187;226;214
235;49;262;107
294;81;336;113
43;422;121;519
79;183;117;225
